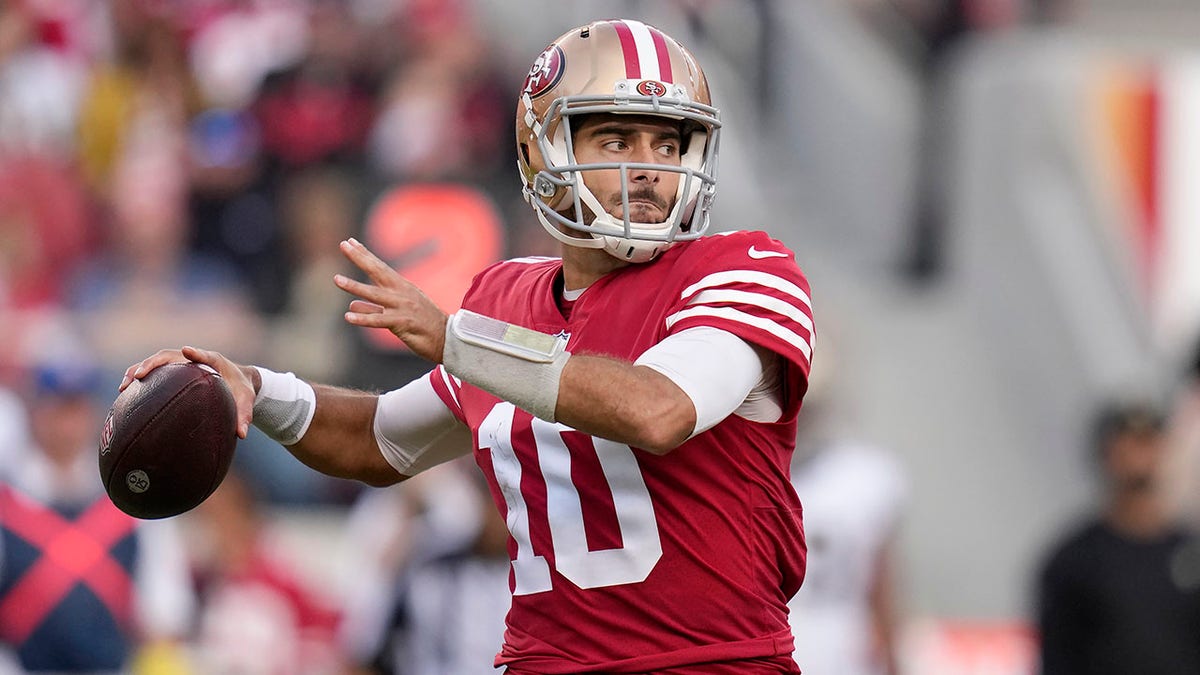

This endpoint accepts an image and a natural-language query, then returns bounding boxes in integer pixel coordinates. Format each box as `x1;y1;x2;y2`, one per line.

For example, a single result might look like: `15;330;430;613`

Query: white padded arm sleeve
635;326;783;435
374;375;473;477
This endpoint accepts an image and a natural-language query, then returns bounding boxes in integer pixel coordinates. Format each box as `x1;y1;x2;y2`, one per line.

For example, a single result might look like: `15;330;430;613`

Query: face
31;395;97;465
571;114;683;224
1103;430;1164;494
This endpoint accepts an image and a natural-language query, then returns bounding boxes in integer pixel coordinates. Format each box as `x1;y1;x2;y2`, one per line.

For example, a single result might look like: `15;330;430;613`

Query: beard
612;187;670;223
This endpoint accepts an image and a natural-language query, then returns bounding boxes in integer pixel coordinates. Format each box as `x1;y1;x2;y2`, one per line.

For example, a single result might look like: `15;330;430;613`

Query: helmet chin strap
535;208;606;249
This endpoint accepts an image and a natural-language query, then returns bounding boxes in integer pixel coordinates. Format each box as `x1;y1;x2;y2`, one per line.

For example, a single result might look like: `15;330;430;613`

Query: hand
118;346;259;439
335;237;448;363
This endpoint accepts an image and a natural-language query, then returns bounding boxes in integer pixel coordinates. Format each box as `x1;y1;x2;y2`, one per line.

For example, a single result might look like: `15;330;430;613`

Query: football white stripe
438;367;461;409
624;20;661;81
687;289;814;334
665;306;812;361
680;270;812;312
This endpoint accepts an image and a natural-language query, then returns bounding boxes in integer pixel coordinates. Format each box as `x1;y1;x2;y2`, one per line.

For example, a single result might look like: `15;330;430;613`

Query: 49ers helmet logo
523;45;565;99
636;80;668;97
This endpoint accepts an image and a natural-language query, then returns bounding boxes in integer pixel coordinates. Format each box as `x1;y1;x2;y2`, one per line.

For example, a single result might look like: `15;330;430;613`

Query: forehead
574;113;682;137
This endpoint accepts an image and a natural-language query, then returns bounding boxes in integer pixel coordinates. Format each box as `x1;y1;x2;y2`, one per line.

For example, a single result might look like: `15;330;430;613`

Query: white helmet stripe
623;20;663;82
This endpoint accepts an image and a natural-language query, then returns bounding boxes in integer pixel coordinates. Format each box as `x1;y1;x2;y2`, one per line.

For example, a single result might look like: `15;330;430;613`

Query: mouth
623;202;667;223
628;199;663;209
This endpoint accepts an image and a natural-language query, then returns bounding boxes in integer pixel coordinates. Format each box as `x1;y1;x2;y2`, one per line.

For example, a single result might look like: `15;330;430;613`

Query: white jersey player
789;441;907;675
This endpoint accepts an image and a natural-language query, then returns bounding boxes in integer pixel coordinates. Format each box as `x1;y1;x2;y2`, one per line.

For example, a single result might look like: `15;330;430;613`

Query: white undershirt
374;325;784;476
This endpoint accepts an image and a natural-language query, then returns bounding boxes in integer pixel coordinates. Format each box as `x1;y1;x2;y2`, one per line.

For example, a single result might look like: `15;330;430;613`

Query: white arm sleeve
374;374;473;477
635;326;784;436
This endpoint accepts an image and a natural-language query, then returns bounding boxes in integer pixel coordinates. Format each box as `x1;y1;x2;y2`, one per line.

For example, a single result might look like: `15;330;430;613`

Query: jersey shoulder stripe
667;305;811;363
680;270;813;316
428;366;466;424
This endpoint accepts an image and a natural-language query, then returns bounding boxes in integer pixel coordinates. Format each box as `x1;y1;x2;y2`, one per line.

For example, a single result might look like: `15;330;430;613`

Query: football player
123;19;815;674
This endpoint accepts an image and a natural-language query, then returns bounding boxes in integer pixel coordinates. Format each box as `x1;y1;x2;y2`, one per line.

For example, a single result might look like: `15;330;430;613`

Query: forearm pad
441;310;570;422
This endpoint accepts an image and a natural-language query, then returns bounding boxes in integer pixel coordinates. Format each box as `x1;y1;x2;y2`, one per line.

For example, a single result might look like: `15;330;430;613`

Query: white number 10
478;402;663;595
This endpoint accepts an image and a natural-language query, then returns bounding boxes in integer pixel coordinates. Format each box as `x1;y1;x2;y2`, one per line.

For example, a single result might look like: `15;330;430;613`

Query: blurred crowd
0;0;552;503
2;0;1199;674
0;1;533;672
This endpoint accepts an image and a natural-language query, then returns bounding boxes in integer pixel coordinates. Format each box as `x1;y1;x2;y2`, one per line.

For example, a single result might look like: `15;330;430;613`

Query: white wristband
441;311;569;421
252;367;317;446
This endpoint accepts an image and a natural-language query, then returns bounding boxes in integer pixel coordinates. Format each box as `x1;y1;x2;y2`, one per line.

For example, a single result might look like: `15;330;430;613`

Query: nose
627;142;660;184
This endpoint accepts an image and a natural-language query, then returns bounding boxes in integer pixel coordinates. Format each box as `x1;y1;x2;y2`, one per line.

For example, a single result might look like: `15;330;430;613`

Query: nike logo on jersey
747;246;788;259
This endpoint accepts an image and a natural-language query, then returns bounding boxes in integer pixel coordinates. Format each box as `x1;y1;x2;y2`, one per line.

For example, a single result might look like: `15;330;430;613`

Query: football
98;362;238;519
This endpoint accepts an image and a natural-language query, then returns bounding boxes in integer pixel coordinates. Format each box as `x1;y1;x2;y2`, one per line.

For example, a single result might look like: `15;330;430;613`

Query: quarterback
123;19;815;674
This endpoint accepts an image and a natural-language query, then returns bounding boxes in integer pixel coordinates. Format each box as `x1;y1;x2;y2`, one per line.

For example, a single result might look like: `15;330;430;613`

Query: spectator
0;357;194;673
0;2;87;158
339;458;509;675
1165;335;1200;526
189;470;344;675
75;1;200;195
1036;399;1200;675
67;124;262;375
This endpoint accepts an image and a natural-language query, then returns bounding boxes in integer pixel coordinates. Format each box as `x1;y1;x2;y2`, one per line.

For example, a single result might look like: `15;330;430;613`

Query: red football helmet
516;19;720;263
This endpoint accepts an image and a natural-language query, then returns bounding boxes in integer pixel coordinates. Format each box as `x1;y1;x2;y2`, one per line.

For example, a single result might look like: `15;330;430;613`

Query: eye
602;139;628;152
656;143;679;157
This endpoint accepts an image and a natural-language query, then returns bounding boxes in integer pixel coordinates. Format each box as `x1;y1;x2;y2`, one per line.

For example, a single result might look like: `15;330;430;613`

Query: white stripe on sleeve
686;288;814;334
438;366;461;409
665;305;812;362
680;270;813;313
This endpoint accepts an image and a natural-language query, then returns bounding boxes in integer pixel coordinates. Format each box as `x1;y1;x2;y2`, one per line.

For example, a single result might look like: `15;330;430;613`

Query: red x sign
0;486;137;644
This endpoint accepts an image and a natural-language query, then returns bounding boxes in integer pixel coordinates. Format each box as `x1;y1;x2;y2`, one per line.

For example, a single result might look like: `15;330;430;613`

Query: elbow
631;400;695;456
360;468;407;488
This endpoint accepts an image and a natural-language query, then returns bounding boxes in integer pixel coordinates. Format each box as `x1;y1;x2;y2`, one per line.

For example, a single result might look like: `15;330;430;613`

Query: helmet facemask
525;95;720;263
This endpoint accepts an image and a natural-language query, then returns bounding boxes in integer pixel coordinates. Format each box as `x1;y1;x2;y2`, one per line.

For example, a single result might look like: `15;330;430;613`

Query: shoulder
670;230;810;307
663;230;812;360
681;230;801;268
462;256;560;303
474;256;561;281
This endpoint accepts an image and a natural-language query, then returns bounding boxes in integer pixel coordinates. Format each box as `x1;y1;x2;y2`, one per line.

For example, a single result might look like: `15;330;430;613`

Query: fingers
181;345;222;368
344;309;403;328
348;300;384;314
119;347;254;440
183;346;255;439
340;238;400;286
334;273;394;306
119;348;185;391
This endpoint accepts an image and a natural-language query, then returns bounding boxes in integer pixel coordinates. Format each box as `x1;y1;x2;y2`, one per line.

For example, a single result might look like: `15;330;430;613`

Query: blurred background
1;0;1199;673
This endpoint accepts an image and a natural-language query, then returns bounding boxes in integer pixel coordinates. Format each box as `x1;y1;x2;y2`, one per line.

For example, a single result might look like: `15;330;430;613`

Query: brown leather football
98;362;238;519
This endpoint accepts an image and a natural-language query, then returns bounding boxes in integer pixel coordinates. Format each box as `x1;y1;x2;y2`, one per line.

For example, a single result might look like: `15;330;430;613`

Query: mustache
616;188;668;210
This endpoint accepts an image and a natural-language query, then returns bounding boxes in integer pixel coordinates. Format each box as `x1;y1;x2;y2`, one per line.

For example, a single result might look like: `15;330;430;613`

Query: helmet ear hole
519;142;531;165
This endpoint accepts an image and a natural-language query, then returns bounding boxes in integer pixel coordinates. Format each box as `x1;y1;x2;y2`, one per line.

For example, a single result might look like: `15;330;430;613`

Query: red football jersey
428;230;813;674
